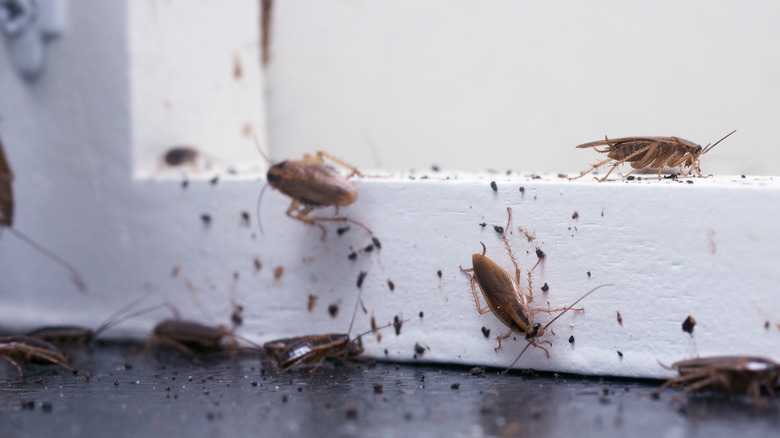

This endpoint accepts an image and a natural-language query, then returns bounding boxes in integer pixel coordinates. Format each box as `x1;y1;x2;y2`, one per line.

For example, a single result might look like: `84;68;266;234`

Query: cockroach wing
269;161;358;207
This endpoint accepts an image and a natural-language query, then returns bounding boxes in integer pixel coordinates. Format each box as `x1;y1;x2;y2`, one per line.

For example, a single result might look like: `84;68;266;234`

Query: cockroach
460;207;612;387
146;319;240;358
0;336;73;376
27;298;166;355
263;332;365;373
571;130;736;181
254;138;373;239
163;147;199;167
654;356;780;404
460;207;606;354
0;136;86;292
145;303;245;358
263;281;401;372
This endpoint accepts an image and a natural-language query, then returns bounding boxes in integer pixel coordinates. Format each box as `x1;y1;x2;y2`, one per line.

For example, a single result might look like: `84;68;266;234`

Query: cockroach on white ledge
254;138;373;239
570;130;736;182
460;207;612;387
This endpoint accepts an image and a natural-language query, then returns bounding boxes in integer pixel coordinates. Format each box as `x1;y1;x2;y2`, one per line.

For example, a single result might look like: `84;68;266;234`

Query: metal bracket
1;0;65;80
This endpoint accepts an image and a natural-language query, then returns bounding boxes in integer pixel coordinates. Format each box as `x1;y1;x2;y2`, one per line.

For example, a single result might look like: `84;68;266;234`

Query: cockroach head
347;336;364;357
525;322;543;339
266;162;285;184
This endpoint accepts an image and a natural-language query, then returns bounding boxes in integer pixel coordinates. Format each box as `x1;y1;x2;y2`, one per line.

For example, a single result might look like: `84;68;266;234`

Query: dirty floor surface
0;341;778;438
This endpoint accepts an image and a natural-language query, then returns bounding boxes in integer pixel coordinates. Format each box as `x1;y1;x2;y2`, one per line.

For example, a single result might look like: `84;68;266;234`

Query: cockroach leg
0;336;73;376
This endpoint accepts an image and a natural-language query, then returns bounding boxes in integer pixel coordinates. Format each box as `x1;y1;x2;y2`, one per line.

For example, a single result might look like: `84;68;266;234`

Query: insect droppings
372;237;382;249
437;269;443;279
541;283;549;292
568;335;574;344
572;211;579;220
682;315;696;334
493;225;504;234
387;279;395;291
393;316;403;336
490;181;498;191
200;214;212;227
617;351;624;358
481;326;491;338
347;251;357;260
328;303;339;318
616;311;623;326
307;295;318;312
356;271;367;288
241;211;250;227
273;266;284;280
337;226;350;235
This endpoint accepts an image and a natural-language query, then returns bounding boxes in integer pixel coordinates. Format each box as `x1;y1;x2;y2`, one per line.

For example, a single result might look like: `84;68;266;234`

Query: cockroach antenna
485;283;614;391
6;228;87;292
702;129;736;154
253;135;273;235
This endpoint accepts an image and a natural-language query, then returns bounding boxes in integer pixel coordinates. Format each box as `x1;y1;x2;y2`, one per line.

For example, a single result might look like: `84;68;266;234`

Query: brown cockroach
0;135;87;292
163;147;199;167
571;130;736;181
146;319;240;358
263;279;400;372
263;332;365;373
654;356;780;404
460;207;612;386
461;207;594;355
27;299;166;355
0;335;73;376
254;138;373;239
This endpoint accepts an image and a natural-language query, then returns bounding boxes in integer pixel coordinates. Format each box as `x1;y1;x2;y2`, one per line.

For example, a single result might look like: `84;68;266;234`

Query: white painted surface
267;0;780;175
1;0;780;382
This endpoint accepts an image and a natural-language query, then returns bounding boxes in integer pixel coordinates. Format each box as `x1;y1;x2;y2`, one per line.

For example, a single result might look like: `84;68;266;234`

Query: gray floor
0;341;778;438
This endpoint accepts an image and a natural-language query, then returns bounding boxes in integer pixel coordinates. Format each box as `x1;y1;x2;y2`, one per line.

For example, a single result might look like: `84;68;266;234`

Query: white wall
267;0;780;175
1;0;780;380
